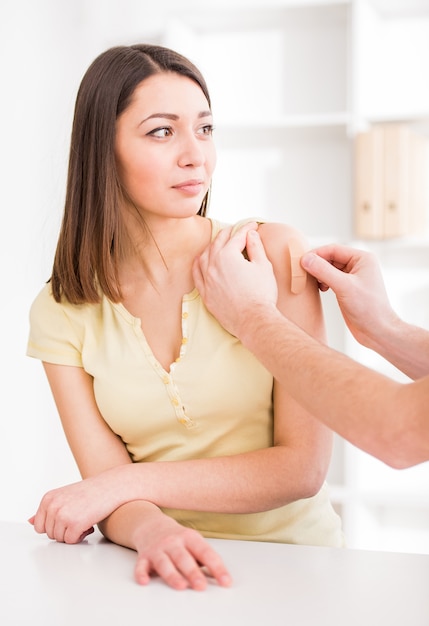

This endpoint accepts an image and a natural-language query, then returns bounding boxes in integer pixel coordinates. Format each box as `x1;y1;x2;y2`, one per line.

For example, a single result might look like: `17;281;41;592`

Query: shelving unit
154;0;429;554
354;123;428;238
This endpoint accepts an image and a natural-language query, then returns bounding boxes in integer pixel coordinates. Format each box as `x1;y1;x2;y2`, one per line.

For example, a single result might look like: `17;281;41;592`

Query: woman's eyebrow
139;110;212;126
140;113;178;125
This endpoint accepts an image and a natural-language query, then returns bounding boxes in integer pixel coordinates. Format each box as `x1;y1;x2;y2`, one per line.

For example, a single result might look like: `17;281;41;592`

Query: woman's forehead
131;73;209;109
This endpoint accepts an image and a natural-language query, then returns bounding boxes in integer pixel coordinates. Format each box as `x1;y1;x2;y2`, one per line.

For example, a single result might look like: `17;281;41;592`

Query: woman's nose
177;133;205;168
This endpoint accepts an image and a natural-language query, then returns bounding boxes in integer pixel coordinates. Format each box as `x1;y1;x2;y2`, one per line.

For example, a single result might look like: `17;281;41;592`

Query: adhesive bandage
288;237;308;295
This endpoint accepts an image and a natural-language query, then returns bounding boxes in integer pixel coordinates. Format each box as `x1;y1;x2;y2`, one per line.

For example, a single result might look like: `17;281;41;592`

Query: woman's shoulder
28;282;107;362
210;216;306;244
29;281;102;326
209;216;310;279
257;222;311;298
209;216;262;240
30;282;59;316
257;221;308;249
31;282;76;312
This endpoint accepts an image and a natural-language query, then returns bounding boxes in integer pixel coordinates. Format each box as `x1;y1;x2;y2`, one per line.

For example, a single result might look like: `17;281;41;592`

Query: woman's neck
119;214;212;289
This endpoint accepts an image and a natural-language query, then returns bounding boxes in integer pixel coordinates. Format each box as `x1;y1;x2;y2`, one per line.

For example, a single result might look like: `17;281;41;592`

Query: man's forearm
237;305;428;468
365;317;429;380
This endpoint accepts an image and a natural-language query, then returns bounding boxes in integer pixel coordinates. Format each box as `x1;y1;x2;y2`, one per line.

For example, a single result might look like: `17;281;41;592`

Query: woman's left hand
29;472;126;544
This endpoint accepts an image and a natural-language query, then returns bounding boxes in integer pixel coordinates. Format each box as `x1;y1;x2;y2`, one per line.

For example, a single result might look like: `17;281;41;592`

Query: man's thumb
301;252;341;290
245;230;268;263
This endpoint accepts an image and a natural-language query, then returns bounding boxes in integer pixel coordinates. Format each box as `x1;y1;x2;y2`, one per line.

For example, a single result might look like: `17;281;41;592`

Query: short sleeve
26;283;83;367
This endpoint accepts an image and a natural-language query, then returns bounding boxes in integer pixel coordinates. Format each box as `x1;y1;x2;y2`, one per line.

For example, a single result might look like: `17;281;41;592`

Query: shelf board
168;1;351;34
359;113;429;137
217;111;352;130
194;0;352;7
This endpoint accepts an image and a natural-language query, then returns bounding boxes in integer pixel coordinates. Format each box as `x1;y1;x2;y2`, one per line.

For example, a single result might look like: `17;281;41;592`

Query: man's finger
192;256;205;295
301;252;347;290
308;243;359;269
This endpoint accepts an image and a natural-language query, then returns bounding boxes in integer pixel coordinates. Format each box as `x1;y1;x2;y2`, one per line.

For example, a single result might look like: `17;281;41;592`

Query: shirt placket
156;299;195;429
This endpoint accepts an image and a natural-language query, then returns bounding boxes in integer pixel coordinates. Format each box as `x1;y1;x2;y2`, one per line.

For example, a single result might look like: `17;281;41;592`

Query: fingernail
301;252;314;267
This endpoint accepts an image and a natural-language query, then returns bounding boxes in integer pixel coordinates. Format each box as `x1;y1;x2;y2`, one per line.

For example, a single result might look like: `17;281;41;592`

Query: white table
1;521;428;625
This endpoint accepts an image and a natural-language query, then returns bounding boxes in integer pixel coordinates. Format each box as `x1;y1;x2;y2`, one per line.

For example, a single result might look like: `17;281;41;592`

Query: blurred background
2;0;429;553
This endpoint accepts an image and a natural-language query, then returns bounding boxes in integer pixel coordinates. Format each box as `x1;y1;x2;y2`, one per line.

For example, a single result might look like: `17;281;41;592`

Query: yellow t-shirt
27;218;344;547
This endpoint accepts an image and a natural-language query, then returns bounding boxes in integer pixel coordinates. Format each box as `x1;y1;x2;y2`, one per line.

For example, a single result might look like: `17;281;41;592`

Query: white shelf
171;1;351;31
217;112;352;130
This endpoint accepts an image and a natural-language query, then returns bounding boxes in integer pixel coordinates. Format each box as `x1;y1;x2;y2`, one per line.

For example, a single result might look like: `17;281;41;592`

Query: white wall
1;0;87;521
356;0;429;120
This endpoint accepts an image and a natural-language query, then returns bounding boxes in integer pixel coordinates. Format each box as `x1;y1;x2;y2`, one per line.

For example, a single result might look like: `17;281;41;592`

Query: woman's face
115;72;216;222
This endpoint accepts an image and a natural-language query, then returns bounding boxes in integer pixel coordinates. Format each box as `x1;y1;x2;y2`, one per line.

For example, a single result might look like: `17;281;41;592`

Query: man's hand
193;222;278;336
301;244;397;347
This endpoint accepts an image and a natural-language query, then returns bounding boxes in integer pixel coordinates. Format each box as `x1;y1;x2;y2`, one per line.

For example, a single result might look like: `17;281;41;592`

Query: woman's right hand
29;470;130;544
132;514;232;591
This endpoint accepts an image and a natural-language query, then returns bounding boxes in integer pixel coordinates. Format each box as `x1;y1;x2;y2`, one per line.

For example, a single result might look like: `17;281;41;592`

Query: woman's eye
199;124;214;136
148;127;173;138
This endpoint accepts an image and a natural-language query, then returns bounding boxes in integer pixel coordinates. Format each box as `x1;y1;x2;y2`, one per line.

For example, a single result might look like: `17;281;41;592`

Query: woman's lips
172;180;204;195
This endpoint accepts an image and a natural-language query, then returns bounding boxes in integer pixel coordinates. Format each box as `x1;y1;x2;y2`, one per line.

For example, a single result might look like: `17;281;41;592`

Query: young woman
27;44;343;591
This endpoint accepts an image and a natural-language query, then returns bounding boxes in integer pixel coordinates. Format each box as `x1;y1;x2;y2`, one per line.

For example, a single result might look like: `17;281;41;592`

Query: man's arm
193;227;429;468
237;302;429;469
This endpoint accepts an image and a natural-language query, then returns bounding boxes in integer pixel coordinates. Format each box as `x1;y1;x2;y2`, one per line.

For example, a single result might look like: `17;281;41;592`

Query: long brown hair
50;44;211;304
